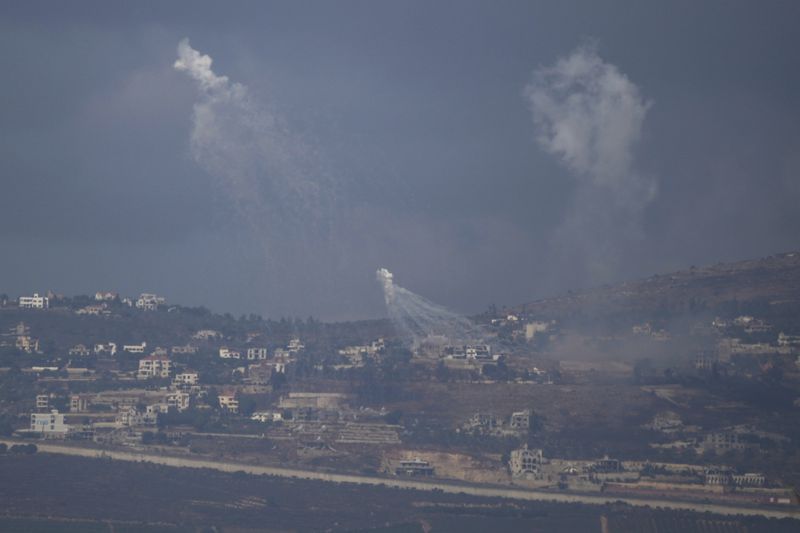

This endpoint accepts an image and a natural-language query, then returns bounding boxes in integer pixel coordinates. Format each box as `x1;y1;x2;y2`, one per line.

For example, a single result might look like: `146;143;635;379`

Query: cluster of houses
1;322;41;354
7;291;169;314
442;344;493;360
506;444;773;496
462;409;533;436
337;338;385;366
20;323;311;441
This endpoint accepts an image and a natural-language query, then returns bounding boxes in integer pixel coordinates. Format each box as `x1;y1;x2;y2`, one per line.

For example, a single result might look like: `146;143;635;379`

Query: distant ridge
515;251;800;320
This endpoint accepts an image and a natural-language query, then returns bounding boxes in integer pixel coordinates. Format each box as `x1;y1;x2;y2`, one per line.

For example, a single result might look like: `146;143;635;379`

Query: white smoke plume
376;268;485;348
524;44;656;281
174;38;337;310
174;38;332;227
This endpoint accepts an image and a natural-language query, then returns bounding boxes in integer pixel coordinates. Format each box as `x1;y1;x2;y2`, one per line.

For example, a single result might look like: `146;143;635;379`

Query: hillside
515;251;800;322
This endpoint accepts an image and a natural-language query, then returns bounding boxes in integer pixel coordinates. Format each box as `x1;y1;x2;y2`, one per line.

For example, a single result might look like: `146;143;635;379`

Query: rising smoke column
376;268;485;348
524;44;656;282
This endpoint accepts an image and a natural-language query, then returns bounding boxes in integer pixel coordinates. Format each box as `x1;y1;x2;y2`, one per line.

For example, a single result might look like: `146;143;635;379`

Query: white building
510;409;532;429
135;293;165;311
94;291;118;301
30;410;69;436
123;342;147;354
15;335;39;354
75;304;109;316
218;391;239;413
117;406;153;427
70;394;91;413
93;343;117;356
509;445;544;477
137;355;172;379
167;392;191;412
465;345;491;360
778;332;800;348
338;338;385;363
219;347;241;359
192;329;222;340
146;403;169;416
287;338;305;353
68;344;91;357
173;371;199;387
247;347;268;360
19;293;49;309
273;347;290;358
171;344;198;355
251;411;283;422
35;394;50;410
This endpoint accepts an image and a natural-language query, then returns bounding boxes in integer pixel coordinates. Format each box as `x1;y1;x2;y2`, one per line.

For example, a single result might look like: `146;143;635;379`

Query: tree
141;431;155;445
238;395;257;417
269;371;287;390
205;387;219;408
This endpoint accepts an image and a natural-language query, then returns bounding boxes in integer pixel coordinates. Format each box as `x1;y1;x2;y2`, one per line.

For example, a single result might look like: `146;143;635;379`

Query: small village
2;284;800;514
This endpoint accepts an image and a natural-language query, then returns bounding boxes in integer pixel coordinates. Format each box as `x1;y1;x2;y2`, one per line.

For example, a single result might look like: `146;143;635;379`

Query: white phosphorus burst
376;268;485;349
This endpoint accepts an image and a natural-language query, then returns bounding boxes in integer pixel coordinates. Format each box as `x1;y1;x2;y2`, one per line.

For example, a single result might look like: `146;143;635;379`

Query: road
2;439;798;521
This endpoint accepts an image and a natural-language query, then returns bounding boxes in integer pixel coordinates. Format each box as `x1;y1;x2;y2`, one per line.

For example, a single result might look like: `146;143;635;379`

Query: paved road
3;440;798;521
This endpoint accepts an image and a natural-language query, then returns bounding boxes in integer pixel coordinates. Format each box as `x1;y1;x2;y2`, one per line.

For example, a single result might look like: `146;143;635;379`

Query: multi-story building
287;338;305;353
703;432;746;453
137;354;172;379
35;394;50;410
171;344;198;355
117;406;150;427
75;304;109;316
695;351;718;370
68;344;91;357
778;332;800;348
219;347;241;359
70;394;91;413
94;291;118;301
15;335;39;354
93;343;117;356
246;347;268;360
510;409;532;430
123;342;147;354
30;410;68;436
509;445;544;477
465;344;492;360
251;411;283;422
705;469;765;487
218;391;239;413
395;458;434;476
173;371;199;387
466;412;501;432
19;293;49;309
135;293;165;311
167;392;191;412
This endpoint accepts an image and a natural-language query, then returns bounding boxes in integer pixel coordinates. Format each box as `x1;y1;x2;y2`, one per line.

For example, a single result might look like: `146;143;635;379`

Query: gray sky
1;1;799;319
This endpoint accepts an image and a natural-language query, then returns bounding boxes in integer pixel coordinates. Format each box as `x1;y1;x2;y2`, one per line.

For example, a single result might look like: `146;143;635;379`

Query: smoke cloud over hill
525;45;656;283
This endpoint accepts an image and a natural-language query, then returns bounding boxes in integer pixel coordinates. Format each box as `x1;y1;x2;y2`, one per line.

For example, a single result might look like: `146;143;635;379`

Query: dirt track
3;439;798;521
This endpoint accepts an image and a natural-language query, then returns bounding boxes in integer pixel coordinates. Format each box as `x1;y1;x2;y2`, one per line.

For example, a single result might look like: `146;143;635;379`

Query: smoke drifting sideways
376;268;486;349
524;44;656;284
174;38;338;311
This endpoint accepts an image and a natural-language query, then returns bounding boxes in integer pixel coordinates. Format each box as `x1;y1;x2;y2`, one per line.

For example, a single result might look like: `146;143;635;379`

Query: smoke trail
524;44;656;281
174;38;340;313
175;41;333;250
376;268;485;348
